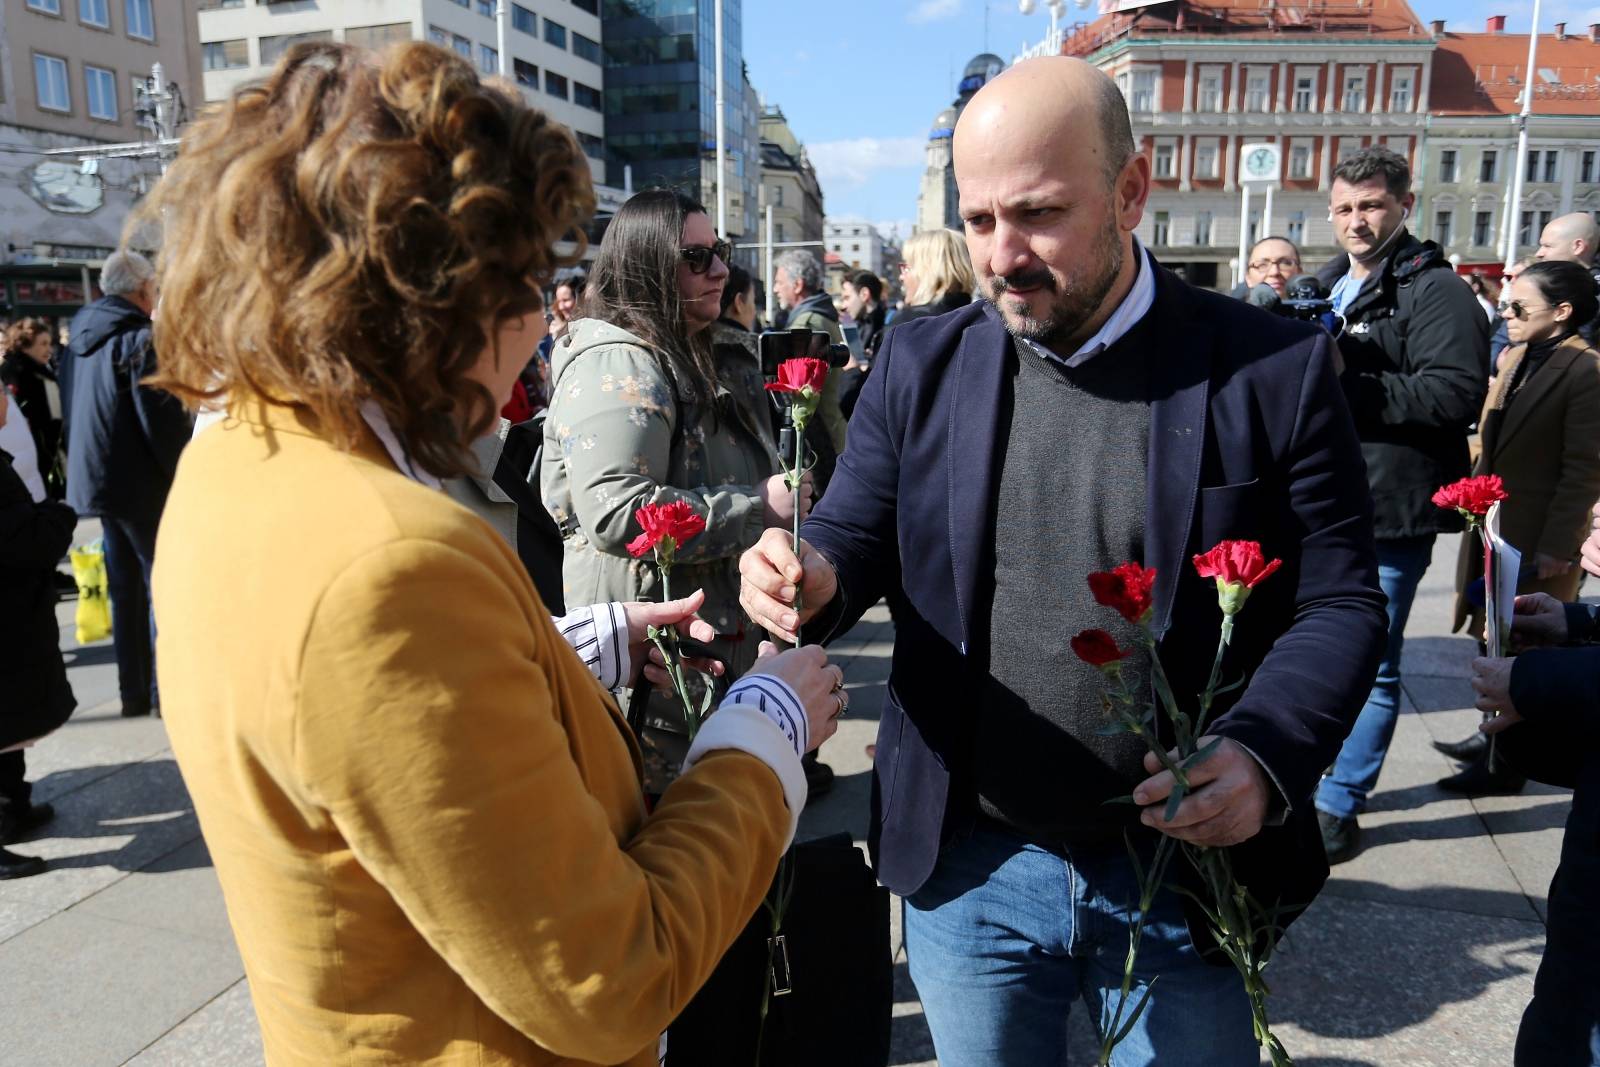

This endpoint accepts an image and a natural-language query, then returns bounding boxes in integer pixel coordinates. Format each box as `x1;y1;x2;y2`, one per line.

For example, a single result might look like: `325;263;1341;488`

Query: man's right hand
1583;501;1600;579
1510;592;1569;649
739;528;838;645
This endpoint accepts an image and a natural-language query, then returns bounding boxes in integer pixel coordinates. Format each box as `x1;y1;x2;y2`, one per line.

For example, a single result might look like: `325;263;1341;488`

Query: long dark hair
585;189;719;403
1519;260;1599;339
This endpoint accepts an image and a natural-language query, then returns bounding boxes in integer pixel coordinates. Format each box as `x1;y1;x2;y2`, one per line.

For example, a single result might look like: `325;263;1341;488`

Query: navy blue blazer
802;260;1386;934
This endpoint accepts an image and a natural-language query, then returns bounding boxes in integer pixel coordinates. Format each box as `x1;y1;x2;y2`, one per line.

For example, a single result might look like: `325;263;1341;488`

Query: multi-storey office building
1;0;205;318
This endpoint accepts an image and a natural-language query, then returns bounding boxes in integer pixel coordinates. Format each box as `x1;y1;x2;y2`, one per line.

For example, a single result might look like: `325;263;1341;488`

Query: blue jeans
1315;534;1435;820
102;514;160;714
904;824;1257;1066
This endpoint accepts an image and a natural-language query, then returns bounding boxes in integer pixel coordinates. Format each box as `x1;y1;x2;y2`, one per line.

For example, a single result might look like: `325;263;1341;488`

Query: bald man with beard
1537;212;1600;343
739;57;1386;1065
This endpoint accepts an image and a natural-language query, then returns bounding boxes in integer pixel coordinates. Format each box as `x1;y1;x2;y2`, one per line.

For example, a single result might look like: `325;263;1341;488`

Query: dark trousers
0;750;30;820
102;514;159;713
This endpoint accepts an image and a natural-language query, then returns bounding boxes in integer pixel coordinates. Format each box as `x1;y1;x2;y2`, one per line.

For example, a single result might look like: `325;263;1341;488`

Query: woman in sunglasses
1454;259;1600;639
543;190;807;791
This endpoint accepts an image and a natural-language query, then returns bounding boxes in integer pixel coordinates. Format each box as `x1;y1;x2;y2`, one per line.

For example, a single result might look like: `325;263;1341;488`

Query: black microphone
1244;283;1281;310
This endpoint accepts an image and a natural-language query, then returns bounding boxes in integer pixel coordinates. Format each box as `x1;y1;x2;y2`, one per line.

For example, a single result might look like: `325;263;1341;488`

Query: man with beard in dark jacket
0;388;76;878
63;249;190;719
1313;147;1491;862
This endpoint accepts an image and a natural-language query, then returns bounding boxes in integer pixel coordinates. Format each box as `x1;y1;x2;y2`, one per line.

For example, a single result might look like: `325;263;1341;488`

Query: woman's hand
747;641;844;754
621;590;724;689
758;471;814;528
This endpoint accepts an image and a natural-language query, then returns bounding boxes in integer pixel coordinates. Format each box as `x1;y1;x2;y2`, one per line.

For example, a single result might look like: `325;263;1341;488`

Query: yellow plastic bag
70;540;113;645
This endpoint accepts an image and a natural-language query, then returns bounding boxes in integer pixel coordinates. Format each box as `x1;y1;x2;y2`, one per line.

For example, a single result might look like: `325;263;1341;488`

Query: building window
259;30;333;67
451;34;472;58
545;70;568;99
1247;210;1261;246
1337;137;1361;163
1434;210;1452;246
574;81;601;110
512;4;536;34
477;0;493;14
1580;150;1596;184
1520;210;1554;246
1195;141;1219;180
345;23;412;49
513;58;537;87
1194;211;1213;246
1245;69;1269;112
1152;210;1170;245
1293;72;1315;112
203;39;248;70
85;64;118;120
1543;150;1560;183
427;25;448;46
544;18;567;49
1129;69;1156;112
34;54;70;111
1289;143;1312;179
1439;150;1457;183
26;0;61;13
576;130;602;159
770;184;783;207
1153;143;1175;179
1481;150;1498;182
776;223;785;243
1474;211;1493;246
1390;69;1414;111
573;32;601;64
1197;69;1223;112
79;0;109;27
1341;70;1366;112
1287;210;1306;244
479;44;498;74
572;0;598;12
124;0;152;40
446;0;468;6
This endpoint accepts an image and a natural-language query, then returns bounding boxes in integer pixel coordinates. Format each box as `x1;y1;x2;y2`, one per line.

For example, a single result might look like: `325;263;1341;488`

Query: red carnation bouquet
627;500;713;738
1072;540;1291;1067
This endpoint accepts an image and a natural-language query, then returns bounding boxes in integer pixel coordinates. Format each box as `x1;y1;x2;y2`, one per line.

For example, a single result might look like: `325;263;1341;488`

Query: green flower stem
1141;630;1195;754
1194;613;1235;738
654;565;701;740
1097;832;1177;1066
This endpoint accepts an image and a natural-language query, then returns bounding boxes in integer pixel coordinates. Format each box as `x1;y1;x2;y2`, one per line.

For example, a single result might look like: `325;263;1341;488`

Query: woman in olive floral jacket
541;191;807;786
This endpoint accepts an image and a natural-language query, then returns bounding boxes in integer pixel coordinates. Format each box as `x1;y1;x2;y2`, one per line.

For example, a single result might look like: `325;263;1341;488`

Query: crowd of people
2;35;1599;1067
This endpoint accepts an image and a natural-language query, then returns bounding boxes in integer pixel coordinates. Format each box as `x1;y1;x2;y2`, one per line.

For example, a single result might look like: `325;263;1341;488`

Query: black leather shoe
1437;755;1526;797
120;702;153;718
1432;733;1489;763
0;847;46;880
0;802;54;845
1317;809;1360;865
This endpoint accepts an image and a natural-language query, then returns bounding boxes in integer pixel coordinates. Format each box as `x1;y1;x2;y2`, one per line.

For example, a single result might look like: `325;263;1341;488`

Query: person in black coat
1;318;65;496
63;250;191;718
1469;582;1600;1065
0;389;77;879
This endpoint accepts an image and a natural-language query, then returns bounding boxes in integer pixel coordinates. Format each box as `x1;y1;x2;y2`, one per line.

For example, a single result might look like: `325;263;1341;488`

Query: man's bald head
1537;212;1600;267
954;57;1135;188
950;56;1151;357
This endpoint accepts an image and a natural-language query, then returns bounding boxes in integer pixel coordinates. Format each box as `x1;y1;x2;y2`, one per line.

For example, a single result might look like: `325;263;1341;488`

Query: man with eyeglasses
1243;237;1302;298
1312;146;1492;863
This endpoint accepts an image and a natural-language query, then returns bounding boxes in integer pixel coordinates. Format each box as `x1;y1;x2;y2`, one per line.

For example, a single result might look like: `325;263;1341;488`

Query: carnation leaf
1184;736;1226;771
1102;793;1141;806
1163;779;1188;823
1113;983;1158;1046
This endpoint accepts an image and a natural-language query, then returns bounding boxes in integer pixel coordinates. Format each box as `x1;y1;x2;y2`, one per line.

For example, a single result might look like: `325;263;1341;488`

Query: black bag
666;832;893;1067
490;413;566;615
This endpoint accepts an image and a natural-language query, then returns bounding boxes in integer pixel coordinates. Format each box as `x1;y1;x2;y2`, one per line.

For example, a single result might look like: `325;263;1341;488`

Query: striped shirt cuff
554;602;628;691
683;673;809;847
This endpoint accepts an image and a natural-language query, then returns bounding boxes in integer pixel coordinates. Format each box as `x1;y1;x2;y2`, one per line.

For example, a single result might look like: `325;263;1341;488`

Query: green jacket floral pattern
541;318;781;681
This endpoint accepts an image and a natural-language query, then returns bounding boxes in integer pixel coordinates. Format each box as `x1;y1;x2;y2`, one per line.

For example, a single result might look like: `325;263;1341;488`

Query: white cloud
908;0;961;24
807;136;925;190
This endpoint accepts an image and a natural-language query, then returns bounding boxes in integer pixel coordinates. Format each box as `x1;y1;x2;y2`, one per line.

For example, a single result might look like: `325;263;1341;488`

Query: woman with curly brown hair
0;318;62;498
145;42;842;1066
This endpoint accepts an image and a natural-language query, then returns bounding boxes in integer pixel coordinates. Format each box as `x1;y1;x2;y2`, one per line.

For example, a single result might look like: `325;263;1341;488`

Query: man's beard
989;219;1125;351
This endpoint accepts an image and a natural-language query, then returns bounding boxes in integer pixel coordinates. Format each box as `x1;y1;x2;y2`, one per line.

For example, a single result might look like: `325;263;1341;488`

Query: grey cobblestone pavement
0;527;1567;1065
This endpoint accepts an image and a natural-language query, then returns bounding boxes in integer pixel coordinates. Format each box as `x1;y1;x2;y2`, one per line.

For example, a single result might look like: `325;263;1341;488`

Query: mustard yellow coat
153;403;789;1066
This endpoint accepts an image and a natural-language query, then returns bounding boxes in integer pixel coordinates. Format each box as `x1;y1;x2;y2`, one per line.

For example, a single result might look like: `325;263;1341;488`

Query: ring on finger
834;690;849;718
830;667;846;693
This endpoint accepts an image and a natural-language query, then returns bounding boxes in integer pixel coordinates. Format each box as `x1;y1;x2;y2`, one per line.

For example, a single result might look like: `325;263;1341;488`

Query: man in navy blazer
741;58;1385;1064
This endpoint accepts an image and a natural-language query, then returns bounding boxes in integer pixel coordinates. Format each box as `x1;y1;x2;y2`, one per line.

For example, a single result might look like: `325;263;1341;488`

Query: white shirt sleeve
683;673;809;847
553;602;629;691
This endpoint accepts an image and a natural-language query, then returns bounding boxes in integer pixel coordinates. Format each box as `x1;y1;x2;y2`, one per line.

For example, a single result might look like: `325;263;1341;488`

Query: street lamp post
714;0;727;237
1503;0;1543;270
496;2;509;78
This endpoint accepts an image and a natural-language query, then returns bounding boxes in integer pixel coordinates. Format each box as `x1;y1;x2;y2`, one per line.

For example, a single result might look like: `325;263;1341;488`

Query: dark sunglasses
680;240;732;274
1507;300;1553;320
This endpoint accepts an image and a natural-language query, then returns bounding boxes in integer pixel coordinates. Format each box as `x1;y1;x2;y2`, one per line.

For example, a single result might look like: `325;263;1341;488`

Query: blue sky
740;0;1598;243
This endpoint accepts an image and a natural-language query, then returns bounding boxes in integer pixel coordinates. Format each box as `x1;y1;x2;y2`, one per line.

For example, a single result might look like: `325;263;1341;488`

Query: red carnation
1088;562;1157;625
764;357;830;397
1192;540;1282;589
1431;475;1507;519
1071;629;1132;669
626;500;707;561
